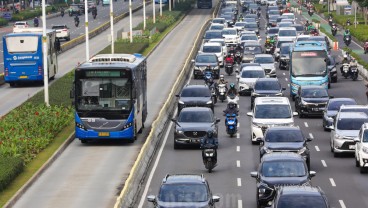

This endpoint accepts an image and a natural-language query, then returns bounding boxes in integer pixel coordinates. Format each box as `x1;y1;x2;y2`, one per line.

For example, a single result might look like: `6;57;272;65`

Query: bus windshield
291;51;327;77
5;36;38;53
76;77;132;111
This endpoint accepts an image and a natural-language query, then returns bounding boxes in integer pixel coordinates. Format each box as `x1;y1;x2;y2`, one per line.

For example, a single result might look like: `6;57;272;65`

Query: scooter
204;70;214;86
350;64;358;81
328;17;333;26
225;113;238;137
342;63;350;79
364;42;368;54
234;51;242;64
308;9;314;16
61;10;64;17
344;35;351;46
218;84;227;102
225;63;234;75
331;25;337;36
227;94;239;108
202;144;217;173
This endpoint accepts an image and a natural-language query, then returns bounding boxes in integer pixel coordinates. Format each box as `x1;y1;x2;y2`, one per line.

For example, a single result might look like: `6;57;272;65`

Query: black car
172;107;220;149
327;55;339;84
176;85;214;112
295;85;331;118
251;78;285;109
147;174;220;207
250;152;316;208
322;98;357;131
192;53;220;79
278;42;292;70
258;126;312;169
271;186;330;208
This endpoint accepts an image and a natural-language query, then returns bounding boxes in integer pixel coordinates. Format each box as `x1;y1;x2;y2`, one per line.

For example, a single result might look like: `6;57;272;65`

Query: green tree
355;0;368;24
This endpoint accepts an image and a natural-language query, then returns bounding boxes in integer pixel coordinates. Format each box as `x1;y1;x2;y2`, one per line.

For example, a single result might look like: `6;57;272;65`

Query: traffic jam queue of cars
146;0;368;207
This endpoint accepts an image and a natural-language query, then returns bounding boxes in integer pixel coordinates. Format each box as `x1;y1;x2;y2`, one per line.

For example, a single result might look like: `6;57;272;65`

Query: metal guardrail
112;2;221;208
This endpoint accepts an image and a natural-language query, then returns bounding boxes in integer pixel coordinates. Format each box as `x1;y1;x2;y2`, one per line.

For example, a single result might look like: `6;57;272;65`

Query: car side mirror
306;137;313;142
191;59;195;63
309;171;316;178
250;171;258;178
216;118;221;123
212;195;220;203
147;195;156;203
329;95;334;98
293;112;298;116
175;94;179;97
256;137;263;142
354;137;360;142
247;112;253;117
282;87;286;91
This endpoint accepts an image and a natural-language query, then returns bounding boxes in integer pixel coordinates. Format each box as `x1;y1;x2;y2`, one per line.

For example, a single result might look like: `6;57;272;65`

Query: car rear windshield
277;41;293;48
255;104;291;118
262;161;306;177
280;45;291;55
205;31;222;39
337;118;368;130
340;108;368;115
158;184;208;202
241;35;258;41
254;56;274;63
269;10;279;15
213;19;225;24
210;25;224;30
181;88;211;97
255;80;280;91
15;22;26;25
241;70;265;78
278;30;297;37
178;111;213;123
203;46;221;53
52;26;66;29
363;130;368;142
196;55;217;63
327;101;356;110
223;29;237;35
301;89;328;98
245;23;258;28
243;46;262;54
265;129;304;142
292;25;304;32
268;28;279;34
276;195;327;208
235;22;246;27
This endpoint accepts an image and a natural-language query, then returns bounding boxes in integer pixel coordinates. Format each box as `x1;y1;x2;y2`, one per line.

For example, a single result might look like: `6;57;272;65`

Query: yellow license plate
19;76;28;79
98;132;110;137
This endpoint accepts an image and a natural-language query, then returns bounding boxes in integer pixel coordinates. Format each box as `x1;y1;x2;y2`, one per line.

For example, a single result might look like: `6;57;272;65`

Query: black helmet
207;130;214;138
228;102;236;109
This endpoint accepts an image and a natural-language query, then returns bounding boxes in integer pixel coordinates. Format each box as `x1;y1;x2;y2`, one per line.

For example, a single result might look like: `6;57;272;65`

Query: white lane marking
283;72;285;75
237;146;240;152
304;122;309;127
309;133;314;139
339;200;347;208
321;160;327;167
315;146;320;152
236;133;240;139
238;200;243;208
237;122;240;128
237;160;240;167
137;112;175;208
237;178;242;187
285;78;288;81
330;178;336;187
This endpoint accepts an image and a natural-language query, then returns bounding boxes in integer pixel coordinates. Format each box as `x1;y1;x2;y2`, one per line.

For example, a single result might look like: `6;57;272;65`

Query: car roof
279;186;323;196
278;27;297;31
183;84;210;90
163;174;206;184
329;98;356;103
255;97;290;105
243;41;261;46
241;63;261;68
262;152;304;161
254;54;273;58
242;66;263;71
203;42;222;46
337;111;368;119
256;77;279;82
197;53;217;57
180;107;213;113
282;13;295;16
339;105;368;110
266;126;301;132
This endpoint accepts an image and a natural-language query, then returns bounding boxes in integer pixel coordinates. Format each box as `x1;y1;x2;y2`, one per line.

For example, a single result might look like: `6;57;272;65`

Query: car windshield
241;70;265;78
254;56;274;64
277;41;293;48
203;46;221;53
293;25;304;32
196;55;217;63
301;88;328;98
337;118;368;130
327;100;356;110
178;111;213;123
212;19;225;24
279;23;293;27
280;45;290;55
283;14;295;19
244;18;256;23
291;51;327;76
255;80;281;91
244;46;262;54
255;104;291;118
340;108;368;115
235;22;246;27
269;16;279;21
158;184;208;202
268;28;279;34
297;37;310;42
279;30;297;37
276;195;327;208
205;31;223;39
363;130;368;142
245;23;258;28
269;10;279;15
265;130;304;142
181;88;211;97
262;161;306;177
223;29;237;35
241;35;258;41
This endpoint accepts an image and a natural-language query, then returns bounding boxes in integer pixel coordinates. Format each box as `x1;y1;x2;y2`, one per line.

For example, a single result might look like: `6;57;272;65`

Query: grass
0;123;74;207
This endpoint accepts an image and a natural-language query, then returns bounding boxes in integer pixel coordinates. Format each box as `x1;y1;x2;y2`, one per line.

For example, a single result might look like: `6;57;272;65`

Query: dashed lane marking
238;200;243;208
304;122;309;127
339;200;347;208
285;78;288;81
321;160;327;167
237;146;240;152
309;133;314;139
330;178;336;187
236;133;240;139
237;160;240;167
237;178;242;187
315;146;320;152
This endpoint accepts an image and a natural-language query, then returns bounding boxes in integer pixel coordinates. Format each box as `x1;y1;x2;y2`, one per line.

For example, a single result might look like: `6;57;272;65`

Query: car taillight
38;66;42;75
62;29;68;31
5;67;8;76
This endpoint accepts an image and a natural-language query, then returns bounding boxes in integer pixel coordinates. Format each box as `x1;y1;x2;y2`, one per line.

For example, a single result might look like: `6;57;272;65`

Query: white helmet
343;54;347;58
220;74;224;79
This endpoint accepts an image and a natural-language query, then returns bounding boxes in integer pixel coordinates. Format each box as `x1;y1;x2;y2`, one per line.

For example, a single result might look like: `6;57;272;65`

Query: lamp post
42;0;49;106
110;0;114;53
84;0;89;61
354;2;357;28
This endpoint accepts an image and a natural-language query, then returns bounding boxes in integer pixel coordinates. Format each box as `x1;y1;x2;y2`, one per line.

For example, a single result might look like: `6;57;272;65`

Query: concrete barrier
112;3;221;208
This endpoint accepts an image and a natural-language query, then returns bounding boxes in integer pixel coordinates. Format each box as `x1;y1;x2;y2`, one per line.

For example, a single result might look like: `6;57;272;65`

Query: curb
3;130;75;208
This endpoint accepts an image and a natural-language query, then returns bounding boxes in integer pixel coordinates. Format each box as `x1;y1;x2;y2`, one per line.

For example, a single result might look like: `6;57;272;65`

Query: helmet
206;130;214;138
343;54;347;59
228;102;236;109
230;83;235;88
266;39;270;43
220;74;224;80
306;20;309;23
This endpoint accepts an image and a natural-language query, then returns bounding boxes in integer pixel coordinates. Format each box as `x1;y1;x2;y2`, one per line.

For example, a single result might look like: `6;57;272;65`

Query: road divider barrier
113;3;221;208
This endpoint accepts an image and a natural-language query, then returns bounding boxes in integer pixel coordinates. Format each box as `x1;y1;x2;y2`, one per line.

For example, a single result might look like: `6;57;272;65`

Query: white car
267;0;277;6
277;27;297;42
237;65;265;95
13;21;29;32
52;25;71;41
354;123;368;173
222;28;239;45
247;97;297;144
208;39;228;57
200;42;225;67
295;35;311;43
212;18;227;27
253;54;276;77
282;13;296;22
233;22;247;32
209;23;225;31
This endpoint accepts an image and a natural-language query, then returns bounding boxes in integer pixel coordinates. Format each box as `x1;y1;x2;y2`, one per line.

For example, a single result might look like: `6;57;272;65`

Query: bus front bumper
76;126;135;141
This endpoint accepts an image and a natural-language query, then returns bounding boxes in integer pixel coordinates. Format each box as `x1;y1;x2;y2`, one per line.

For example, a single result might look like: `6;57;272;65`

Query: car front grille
184;131;207;138
341;141;356;150
264;69;272;73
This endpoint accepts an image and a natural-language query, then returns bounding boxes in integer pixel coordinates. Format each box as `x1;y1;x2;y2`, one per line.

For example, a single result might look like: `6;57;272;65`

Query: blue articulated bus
71;53;147;143
289;41;329;100
3;28;58;86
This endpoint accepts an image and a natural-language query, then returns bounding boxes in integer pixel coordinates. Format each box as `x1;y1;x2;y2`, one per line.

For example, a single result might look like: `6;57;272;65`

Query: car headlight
275;92;283;96
123;122;133;129
335;134;344;140
214;66;219;70
178;100;184;104
251;92;260;96
194;66;200;70
290;82;299;88
326;116;333;122
362;146;368;154
206;100;213;104
297;147;307;155
321;82;328;87
252;122;263;128
175;129;184;134
264;147;272;153
76;122;86;130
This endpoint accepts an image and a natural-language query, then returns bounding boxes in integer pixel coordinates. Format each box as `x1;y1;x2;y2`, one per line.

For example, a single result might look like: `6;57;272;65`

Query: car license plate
349;145;355;150
19;76;28;79
98;132;110;137
191;139;199;143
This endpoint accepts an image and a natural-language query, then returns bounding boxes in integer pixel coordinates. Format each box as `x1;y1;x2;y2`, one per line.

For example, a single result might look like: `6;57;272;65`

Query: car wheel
174;141;180;149
360;166;367;174
332;76;337;83
356;156;360;167
333;151;339;158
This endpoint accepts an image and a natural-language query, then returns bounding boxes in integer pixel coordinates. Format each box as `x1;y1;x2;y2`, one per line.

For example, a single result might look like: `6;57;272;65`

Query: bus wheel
81;140;88;144
9;82;15;87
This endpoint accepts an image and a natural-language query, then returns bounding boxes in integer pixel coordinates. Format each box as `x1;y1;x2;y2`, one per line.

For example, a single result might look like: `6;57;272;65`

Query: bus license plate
98;132;110;137
19;76;28;79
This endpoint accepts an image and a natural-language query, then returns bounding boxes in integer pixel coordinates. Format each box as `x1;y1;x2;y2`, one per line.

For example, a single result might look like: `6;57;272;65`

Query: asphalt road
10;5;215;208
138;3;368;208
0;0;143;72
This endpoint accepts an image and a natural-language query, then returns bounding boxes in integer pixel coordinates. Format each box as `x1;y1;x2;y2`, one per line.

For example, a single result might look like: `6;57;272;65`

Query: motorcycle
225;113;238;137
331;25;337;36
204;70;214;86
265;45;274;54
218;84;227;102
227;94;239;108
310;29;319;36
75;20;79;27
225;63;234;75
344;35;351;46
61;10;64;17
93;12;97;19
346;20;351;26
308;9;314;16
234;51;242;64
350;64;358;81
34;22;39;27
328;17;333;26
202;144;217;173
364;42;368;54
342;63;350;79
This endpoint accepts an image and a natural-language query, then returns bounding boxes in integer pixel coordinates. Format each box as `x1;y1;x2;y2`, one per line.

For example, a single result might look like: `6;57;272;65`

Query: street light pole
143;0;146;30
110;0;114;53
354;3;357;28
84;0;89;61
153;0;156;23
129;0;132;43
42;0;49;106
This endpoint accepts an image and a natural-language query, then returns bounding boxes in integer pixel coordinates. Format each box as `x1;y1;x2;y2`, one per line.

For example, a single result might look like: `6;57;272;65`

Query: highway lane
11;5;214;208
138;3;368;208
0;0;143;72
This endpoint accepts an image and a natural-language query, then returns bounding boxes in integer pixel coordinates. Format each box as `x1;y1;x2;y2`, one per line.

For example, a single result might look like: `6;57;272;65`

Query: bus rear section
197;0;212;9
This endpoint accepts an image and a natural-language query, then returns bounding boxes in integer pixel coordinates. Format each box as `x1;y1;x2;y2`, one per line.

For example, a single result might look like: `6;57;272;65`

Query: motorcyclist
227;83;239;97
34;17;39;27
225;54;234;66
74;14;79;24
235;44;243;53
344;29;351;39
265;37;273;49
305;20;310;29
228;46;236;56
223;102;239;116
350;57;357;67
238;14;244;21
340;54;350;73
364;41;368;53
200;130;218;149
217;74;228;87
346;19;351;26
60;7;64;17
307;24;315;32
92;6;97;16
